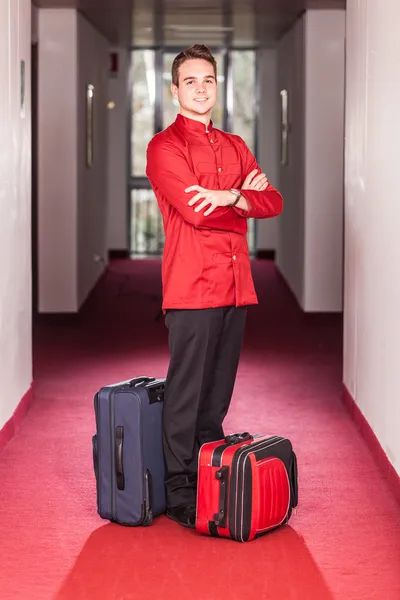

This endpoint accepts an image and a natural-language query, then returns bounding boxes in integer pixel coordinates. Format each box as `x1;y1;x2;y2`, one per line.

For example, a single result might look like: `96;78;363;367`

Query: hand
241;169;269;191
185;186;234;216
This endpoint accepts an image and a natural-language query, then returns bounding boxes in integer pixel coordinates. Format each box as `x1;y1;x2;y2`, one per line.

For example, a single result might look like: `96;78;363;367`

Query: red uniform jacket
146;114;283;311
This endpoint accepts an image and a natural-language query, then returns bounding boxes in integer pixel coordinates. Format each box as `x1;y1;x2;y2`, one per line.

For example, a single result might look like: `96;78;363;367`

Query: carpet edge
0;384;34;452
342;384;400;506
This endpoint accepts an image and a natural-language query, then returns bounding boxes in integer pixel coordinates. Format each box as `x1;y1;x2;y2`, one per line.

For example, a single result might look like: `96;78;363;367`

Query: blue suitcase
92;376;166;526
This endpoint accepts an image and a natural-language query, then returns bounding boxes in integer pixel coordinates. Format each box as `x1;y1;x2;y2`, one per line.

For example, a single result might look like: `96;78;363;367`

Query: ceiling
34;0;346;47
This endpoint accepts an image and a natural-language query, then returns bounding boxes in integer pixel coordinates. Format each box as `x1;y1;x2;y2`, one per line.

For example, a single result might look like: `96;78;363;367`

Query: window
131;50;155;177
130;189;164;254
231;50;256;153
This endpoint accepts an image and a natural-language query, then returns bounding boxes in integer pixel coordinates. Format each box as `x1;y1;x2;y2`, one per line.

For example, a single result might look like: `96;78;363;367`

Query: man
146;44;283;529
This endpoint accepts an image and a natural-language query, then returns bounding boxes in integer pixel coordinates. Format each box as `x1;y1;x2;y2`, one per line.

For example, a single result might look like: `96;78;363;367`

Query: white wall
276;10;345;311
38;9;78;312
38;9;109;312
344;0;400;475
0;0;32;427
31;2;38;44
257;48;280;252
107;48;129;252
304;10;345;311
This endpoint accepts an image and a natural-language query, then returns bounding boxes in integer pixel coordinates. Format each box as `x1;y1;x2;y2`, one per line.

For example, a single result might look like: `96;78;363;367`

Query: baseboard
0;384;34;452
342;385;400;505
109;248;276;261
255;249;276;260
108;249;130;260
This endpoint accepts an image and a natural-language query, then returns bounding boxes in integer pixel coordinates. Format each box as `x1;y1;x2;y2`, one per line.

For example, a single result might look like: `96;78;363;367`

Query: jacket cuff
232;196;252;218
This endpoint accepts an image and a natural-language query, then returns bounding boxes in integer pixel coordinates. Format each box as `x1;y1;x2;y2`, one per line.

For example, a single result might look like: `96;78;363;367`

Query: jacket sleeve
232;137;283;219
146;137;247;234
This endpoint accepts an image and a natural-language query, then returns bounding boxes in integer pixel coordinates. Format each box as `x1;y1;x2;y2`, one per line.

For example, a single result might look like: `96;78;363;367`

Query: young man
146;45;283;529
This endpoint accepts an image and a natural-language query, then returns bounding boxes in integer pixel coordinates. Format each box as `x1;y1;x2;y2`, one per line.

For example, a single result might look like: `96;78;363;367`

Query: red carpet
0;259;399;600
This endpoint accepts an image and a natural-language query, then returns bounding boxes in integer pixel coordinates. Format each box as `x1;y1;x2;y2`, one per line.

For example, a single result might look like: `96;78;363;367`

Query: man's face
171;58;217;120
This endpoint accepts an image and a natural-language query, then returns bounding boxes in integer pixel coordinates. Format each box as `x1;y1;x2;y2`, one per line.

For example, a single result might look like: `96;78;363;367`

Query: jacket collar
175;113;214;135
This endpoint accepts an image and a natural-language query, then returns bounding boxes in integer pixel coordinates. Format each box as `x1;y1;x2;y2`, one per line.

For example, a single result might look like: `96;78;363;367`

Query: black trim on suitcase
290;452;298;507
229;436;277;541
211;433;262;467
211;443;229;467
208;521;220;537
242;459;253;542
214;466;229;527
228;436;292;542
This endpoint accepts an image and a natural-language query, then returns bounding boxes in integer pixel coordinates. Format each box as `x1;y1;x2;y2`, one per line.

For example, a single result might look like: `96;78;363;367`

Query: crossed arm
146;139;245;233
186;169;269;216
146;136;283;229
233;137;283;219
187;137;283;220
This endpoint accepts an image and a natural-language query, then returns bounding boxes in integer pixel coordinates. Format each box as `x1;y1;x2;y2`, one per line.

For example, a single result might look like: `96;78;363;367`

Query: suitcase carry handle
224;432;253;445
115;426;125;490
214;466;229;528
128;376;155;387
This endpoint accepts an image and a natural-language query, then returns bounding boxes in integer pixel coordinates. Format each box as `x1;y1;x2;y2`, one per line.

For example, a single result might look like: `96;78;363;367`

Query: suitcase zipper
239;437;292;541
94;393;101;509
137;390;148;526
110;389;116;521
230;436;285;541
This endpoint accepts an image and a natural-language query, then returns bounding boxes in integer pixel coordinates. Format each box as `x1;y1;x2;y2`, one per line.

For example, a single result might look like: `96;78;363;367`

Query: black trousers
163;305;247;508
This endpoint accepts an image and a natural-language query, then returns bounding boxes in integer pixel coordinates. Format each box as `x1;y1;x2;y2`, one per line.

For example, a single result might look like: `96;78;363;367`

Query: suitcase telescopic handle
214;466;229;528
147;380;165;404
224;432;253;445
115;426;125;490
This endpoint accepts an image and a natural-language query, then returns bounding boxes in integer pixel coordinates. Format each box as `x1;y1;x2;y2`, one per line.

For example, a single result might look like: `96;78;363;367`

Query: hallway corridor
0;259;399;599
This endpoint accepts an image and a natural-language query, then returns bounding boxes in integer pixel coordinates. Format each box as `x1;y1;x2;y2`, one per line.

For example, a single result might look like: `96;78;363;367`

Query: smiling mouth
194;98;208;102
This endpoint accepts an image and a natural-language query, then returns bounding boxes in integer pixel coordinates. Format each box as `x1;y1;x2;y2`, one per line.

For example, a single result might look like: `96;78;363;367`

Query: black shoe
166;504;196;529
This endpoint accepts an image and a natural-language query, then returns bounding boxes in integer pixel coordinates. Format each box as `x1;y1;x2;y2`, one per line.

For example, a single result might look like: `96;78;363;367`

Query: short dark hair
171;44;217;87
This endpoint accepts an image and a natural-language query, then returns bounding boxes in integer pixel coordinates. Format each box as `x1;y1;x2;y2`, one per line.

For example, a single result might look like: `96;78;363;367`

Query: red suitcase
196;433;298;542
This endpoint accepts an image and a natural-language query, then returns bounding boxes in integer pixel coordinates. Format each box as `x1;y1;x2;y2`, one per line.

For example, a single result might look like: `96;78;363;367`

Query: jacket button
218;167;222;172
210;139;214;144
233;255;236;261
